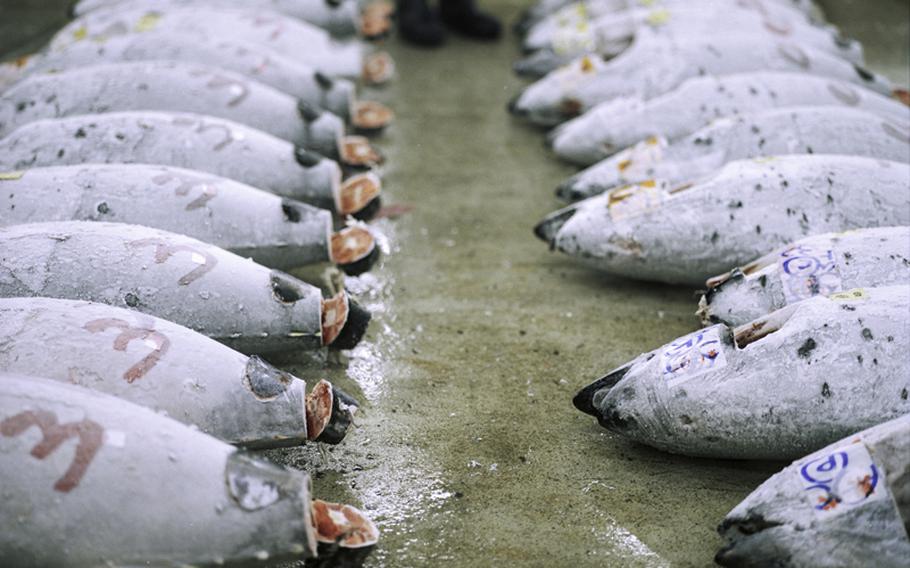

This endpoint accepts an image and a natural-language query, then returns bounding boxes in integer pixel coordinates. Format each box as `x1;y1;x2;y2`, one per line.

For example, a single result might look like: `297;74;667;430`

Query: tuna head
508;55;607;126
548;96;646;167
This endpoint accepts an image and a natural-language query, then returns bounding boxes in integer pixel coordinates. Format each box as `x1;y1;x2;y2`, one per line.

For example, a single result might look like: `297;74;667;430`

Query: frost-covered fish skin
550;72;908;167
716;414;910;567
573;285;910;460
701;226;910;327
71;0;363;38
0;222;371;354
0;61;344;159
518;3;860;78
0;297;360;448
510;35;891;127
0;111;384;218
3;34;358;121
49;6;393;84
558;106;910;201
536;155;910;286
0;374;379;567
0;164;378;274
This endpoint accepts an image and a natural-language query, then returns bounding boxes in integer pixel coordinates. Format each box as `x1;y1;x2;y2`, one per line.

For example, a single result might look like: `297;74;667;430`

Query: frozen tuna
510;35;891;126
573;285;910;459
50;5;394;84
0;222;371;354
557;106;910;201
0;61;344;159
0;164;379;274
701;226;910;327
716;414;910;567
0;111;383;218
0;373;379;566
550;71;908;167
4;34;361;122
71;0;365;38
536;155;910;285
0;297;360;448
518;3;859;78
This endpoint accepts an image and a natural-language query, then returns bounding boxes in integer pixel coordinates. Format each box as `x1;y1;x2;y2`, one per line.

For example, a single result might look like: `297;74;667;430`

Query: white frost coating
50;6;364;79
578;285;910;459
0;222;325;354
0;111;343;211
5;33;356;120
717;415;910;567
0;164;332;270
0;61;343;158
0;374;319;566
71;0;362;37
513;34;891;127
0;297;314;447
538;155;910;285
550;71;908;167
522;3;858;76
562;106;910;200
702;226;910;327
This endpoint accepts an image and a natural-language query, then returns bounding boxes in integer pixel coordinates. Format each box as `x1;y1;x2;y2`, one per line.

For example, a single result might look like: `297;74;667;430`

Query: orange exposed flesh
305;380;333;441
362;52;394;85
352;101;394;130
321;292;350;346
312;500;380;548
341;136;383;166
330;226;375;265
339;173;381;215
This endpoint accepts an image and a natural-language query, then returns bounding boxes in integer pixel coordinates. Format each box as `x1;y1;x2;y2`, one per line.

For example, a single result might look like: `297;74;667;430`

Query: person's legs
440;0;501;40
397;0;447;47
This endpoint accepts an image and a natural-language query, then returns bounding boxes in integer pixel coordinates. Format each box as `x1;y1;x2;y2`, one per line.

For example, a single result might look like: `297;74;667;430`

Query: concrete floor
1;1;908;566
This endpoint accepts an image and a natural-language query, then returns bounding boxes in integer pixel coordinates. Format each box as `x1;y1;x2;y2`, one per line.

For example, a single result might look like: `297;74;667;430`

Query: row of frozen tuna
0;0;401;565
510;0;910;565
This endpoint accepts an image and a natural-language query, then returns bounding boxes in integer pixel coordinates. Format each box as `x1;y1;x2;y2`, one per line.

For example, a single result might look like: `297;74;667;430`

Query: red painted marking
84;318;171;383
129;238;217;285
1;410;103;492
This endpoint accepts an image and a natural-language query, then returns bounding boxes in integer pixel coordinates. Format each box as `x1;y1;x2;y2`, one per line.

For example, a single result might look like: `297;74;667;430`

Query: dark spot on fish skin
844;252;853;260
694;136;713;146
887;335;894;342
806;146;814;154
124;292;140;307
115;133;126;141
873;358;878;365
15;101;26;113
96;202;109;214
901;388;908;400
56;149;64;158
280;201;301;222
749;86;758;95
758;275;767;288
137;83;149;91
45;94;57;104
750;125;760;134
857;354;863;364
842;304;856;312
853;64;875;82
861;328;874;341
797;338;817;358
781;180;789;188
758;138;766;148
786;208;795;216
755;225;761;234
826;194;834;204
75;128;86;138
710;231;719;244
827;177;834;186
729;200;743;208
754;183;762;191
821;382;831;398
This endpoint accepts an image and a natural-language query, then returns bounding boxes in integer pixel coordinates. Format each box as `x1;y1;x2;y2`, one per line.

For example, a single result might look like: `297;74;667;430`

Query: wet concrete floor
1;0;907;566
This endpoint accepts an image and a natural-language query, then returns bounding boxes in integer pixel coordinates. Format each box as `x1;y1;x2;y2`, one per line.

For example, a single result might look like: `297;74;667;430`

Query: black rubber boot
397;0;446;47
440;0;501;40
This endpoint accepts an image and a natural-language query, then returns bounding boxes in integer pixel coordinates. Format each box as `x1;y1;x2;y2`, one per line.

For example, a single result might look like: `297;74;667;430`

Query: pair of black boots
397;0;501;46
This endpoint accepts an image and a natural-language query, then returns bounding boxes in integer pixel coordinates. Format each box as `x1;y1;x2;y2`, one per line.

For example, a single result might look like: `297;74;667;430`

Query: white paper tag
659;325;728;387
778;243;842;304
797;442;888;517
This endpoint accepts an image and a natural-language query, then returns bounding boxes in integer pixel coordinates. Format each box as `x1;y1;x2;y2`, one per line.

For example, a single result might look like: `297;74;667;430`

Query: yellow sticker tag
830;288;868;302
0;171;25;181
646;9;670;26
753;156;777;164
72;26;88;41
580;56;594;73
134;13;161;32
